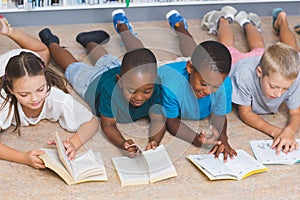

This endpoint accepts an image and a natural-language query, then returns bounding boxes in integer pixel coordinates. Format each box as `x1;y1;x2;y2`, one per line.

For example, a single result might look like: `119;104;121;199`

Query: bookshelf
1;0;300;26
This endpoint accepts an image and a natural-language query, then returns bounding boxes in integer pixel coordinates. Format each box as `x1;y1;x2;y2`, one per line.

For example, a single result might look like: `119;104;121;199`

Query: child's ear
256;66;263;77
186;61;194;74
115;74;122;87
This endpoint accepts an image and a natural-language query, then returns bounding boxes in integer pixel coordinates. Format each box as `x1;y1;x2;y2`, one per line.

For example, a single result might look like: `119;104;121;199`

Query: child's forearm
239;106;281;137
149;114;166;144
0;142;28;165
166;118;202;147
100;116;127;148
69;117;99;150
284;108;300;134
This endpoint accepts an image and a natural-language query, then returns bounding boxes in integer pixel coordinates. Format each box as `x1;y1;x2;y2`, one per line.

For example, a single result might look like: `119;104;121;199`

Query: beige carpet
0;15;300;199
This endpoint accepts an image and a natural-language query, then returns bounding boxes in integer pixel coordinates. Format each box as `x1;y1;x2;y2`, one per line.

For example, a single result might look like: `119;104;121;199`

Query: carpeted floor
0;11;300;200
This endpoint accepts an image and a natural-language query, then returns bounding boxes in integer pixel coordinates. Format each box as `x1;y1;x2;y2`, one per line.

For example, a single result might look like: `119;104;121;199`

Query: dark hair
0;51;68;134
120;48;157;76
191;40;231;74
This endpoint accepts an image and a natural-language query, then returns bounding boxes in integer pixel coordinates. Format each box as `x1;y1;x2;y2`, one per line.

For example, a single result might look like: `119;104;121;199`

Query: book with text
250;139;300;165
187;149;268;181
112;145;177;186
39;132;107;185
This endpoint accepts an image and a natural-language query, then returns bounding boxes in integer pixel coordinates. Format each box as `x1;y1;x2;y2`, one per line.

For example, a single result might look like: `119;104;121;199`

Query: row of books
40;132;300;186
1;0;230;9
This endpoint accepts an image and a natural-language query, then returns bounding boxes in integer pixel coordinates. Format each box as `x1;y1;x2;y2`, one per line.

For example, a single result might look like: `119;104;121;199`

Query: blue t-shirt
84;67;163;123
158;61;232;120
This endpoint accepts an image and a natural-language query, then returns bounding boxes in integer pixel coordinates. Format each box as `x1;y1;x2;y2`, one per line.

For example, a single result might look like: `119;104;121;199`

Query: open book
187;149;268;181
39;132;107;185
250;139;300;165
112;144;177;186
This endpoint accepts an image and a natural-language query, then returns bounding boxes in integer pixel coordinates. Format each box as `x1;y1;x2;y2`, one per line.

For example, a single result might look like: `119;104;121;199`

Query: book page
223;150;268;180
187;149;268;180
142;145;177;183
71;149;105;182
112;154;149;186
54;132;73;176
188;154;235;180
39;148;73;185
250;140;300;165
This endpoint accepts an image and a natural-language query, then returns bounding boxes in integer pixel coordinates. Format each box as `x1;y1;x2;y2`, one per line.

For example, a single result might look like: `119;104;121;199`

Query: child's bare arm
272;107;300;154
0;142;45;169
100;115;138;157
238;105;282;137
66;116;99;160
146;113;166;150
209;114;237;162
166;117;220;147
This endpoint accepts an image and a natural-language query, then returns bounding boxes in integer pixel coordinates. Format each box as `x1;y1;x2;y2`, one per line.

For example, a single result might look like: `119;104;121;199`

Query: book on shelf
187;149;268;181
250;139;300;165
112;144;177;186
39;132;107;185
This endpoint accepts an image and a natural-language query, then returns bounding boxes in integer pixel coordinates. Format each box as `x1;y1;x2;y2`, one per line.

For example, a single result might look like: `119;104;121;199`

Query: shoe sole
165;9;179;20
112;9;125;17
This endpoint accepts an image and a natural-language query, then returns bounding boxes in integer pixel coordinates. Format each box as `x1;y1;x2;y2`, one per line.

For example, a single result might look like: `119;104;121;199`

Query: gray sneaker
235;10;262;31
249;12;262;32
201;6;237;35
234;10;250;28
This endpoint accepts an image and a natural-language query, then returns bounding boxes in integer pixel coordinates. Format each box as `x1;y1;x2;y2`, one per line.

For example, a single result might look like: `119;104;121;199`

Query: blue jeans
64;54;121;98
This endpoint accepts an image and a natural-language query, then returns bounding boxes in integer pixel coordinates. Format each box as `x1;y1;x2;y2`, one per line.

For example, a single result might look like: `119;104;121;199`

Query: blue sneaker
165;10;188;30
112;9;133;33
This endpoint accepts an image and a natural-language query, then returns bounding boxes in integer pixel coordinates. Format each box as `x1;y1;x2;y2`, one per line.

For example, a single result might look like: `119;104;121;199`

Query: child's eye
144;89;152;94
201;82;207;87
269;85;276;89
20;94;27;97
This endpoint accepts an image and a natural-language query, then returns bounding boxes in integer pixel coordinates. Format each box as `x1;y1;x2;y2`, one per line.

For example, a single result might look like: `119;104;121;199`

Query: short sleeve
99;87;114;118
0;90;14;130
212;77;232;116
231;74;252;106
161;85;180;118
58;95;93;132
285;77;300;110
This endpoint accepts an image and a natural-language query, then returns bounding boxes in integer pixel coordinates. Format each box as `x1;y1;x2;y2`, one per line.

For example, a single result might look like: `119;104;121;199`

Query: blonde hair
259;42;299;80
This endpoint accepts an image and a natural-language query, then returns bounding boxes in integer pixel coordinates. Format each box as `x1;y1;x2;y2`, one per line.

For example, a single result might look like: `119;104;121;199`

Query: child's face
117;71;156;107
187;62;227;98
256;66;294;99
10;75;48;114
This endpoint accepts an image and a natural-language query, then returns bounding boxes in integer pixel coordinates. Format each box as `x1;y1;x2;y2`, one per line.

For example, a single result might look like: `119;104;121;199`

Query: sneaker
112;9;133;33
165;10;188;30
235;11;262;31
234;10;250;28
248;12;262;31
201;10;227;35
76;30;110;48
0;15;11;35
39;28;59;47
220;5;238;22
201;6;237;35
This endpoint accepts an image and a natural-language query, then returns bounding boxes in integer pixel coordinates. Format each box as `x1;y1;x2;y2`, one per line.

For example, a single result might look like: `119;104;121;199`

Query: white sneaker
248;12;262;31
235;10;262;31
201;6;237;35
220;5;238;22
234;10;250;28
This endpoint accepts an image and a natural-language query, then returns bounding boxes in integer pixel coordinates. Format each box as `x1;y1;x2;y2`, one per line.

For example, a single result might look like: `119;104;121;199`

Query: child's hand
25;150;46;169
63;139;76;161
209;142;237;162
272;129;299;154
146;140;158;151
121;139;140;158
197;126;221;146
47;139;76;160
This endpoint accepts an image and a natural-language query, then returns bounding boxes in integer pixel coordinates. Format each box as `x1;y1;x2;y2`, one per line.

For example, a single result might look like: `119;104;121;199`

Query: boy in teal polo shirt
39;9;165;157
161;10;236;161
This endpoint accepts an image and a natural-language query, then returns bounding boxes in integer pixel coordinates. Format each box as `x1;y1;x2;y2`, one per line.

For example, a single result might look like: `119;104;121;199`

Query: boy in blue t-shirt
39;9;165;157
161;10;236;161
